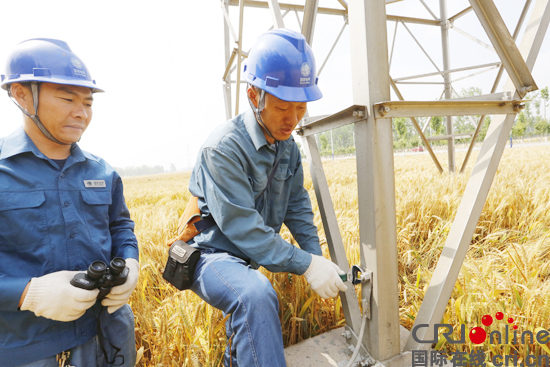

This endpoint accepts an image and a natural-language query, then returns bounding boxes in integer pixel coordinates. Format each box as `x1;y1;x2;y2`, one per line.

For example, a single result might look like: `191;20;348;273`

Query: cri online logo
412;312;550;345
470;312;516;344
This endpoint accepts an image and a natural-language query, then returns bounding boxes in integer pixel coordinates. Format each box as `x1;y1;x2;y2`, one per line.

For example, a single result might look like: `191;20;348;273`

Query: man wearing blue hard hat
0;39;139;366
187;29;347;366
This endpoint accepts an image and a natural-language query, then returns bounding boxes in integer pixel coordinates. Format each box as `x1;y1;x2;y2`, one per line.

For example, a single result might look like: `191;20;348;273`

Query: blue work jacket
0;128;139;366
189;109;321;275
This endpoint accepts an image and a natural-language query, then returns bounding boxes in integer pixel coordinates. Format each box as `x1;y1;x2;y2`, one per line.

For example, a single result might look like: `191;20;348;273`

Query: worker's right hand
303;254;348;299
20;271;99;322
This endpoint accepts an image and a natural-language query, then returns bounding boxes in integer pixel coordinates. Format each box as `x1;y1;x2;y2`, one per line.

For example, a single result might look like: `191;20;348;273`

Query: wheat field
123;145;550;366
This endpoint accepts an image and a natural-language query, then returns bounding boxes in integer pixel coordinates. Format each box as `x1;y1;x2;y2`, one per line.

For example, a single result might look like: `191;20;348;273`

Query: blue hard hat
1;38;103;93
244;28;322;102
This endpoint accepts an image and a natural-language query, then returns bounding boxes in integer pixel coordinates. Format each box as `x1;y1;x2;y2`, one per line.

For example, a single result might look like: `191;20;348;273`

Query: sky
0;0;548;171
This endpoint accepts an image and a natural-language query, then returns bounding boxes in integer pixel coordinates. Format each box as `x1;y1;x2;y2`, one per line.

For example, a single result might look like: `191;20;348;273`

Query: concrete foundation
284;326;412;367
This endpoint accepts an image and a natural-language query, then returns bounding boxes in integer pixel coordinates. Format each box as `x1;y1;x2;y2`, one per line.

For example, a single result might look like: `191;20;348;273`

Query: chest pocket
0;191;48;251
81;191;112;231
271;162;293;198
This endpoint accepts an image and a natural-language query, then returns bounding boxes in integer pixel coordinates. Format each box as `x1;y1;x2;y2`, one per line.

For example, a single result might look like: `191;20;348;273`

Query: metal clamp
351;265;366;285
341;265;371;285
340;265;373;319
360;268;373;320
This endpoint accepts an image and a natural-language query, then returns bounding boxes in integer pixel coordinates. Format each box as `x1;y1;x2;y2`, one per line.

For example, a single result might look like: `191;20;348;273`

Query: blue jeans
15;305;136;367
191;249;287;367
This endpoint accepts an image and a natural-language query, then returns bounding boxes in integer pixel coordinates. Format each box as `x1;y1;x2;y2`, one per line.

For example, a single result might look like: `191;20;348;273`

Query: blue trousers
191;249;287;367
15;305;136;367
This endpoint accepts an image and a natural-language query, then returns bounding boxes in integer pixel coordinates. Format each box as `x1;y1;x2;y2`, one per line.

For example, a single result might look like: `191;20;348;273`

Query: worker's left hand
102;258;140;314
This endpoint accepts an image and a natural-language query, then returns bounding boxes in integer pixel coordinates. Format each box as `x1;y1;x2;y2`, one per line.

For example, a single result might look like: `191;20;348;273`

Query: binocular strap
95;307;125;366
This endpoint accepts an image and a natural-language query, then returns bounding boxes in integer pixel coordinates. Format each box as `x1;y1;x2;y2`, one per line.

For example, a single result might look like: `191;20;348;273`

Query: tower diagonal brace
404;0;550;351
468;0;538;96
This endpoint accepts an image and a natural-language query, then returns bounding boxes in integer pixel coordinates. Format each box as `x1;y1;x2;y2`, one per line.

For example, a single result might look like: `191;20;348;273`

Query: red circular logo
469;327;487;344
482;315;493;326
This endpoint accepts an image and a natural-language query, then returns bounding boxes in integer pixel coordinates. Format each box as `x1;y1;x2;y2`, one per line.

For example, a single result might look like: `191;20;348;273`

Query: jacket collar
0;127;98;163
243;109;294;153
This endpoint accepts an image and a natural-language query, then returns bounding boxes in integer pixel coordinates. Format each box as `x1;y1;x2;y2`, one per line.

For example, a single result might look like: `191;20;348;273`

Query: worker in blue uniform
0;39;139;367
188;29;348;367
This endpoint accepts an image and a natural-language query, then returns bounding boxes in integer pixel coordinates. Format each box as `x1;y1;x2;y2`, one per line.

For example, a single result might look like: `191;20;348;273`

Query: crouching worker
0;39;139;366
186;29;347;366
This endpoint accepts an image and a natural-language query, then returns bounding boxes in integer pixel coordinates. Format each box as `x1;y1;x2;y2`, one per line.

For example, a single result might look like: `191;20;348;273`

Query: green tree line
310;86;549;157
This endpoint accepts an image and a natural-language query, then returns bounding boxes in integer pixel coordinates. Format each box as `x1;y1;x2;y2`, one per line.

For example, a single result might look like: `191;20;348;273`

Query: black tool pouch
163;240;200;290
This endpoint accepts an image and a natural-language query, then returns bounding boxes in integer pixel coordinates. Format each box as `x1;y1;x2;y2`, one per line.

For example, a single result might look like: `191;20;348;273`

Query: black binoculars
71;257;129;300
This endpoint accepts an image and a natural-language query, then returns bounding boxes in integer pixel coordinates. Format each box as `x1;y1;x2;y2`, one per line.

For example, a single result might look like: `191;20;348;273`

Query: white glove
102;258;139;314
304;254;348;299
21;271;100;322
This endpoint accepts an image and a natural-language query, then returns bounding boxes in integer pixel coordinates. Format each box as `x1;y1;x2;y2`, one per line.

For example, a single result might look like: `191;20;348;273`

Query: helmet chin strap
248;86;277;143
8;82;71;146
